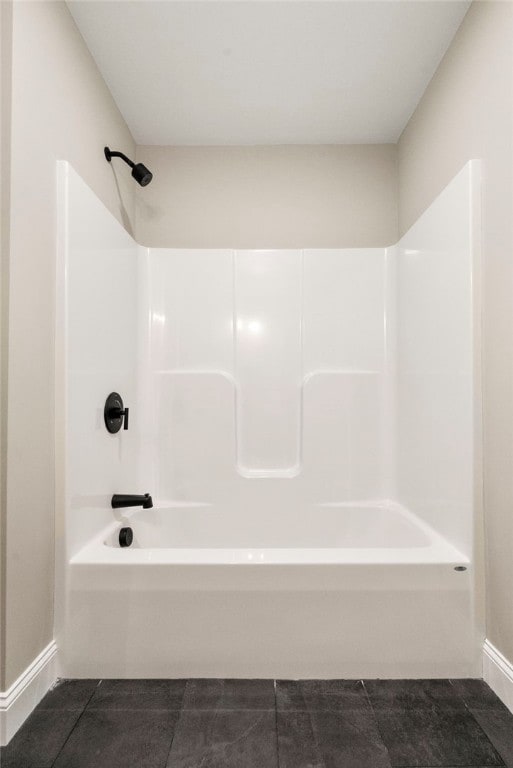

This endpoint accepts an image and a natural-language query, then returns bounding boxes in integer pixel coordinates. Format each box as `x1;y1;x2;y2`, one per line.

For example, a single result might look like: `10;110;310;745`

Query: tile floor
1;678;513;767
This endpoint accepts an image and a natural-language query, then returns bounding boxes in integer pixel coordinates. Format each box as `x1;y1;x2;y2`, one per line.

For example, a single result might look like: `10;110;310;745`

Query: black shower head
104;146;153;187
131;162;153;187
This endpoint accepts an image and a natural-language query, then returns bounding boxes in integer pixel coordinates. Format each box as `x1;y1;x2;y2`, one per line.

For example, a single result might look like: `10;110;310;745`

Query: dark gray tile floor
1;678;512;768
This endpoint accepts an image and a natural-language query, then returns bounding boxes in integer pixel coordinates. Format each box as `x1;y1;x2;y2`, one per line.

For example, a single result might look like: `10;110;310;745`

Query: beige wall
0;0;13;690
135;144;398;248
398;2;513;660
2;1;135;688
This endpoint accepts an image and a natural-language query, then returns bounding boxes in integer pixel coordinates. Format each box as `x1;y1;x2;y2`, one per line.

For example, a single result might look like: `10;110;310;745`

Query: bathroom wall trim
0;640;58;746
483;638;513;714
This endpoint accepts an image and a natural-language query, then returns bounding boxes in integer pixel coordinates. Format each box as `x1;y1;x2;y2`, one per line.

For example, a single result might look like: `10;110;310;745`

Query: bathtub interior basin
105;501;432;549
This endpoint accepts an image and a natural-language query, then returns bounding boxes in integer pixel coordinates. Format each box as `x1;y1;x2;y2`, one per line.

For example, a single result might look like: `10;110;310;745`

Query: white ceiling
68;1;470;146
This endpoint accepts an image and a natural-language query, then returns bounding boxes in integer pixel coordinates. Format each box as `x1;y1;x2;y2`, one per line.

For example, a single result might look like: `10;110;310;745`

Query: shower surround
55;161;482;678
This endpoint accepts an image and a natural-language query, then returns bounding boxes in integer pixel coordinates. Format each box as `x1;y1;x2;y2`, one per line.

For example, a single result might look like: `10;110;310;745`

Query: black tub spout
111;493;153;509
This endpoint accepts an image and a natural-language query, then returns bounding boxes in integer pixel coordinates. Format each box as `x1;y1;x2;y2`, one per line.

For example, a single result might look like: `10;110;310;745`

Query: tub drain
119;527;133;548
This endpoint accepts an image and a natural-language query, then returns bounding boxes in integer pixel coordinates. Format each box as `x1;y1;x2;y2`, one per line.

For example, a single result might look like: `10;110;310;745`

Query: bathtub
61;500;480;680
77;500;465;565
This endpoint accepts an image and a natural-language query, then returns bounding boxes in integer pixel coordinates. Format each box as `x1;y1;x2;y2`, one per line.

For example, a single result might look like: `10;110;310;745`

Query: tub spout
111;493;153;509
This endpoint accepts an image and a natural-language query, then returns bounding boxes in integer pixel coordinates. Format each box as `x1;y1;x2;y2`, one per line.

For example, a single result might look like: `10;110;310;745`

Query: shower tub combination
56;161;482;679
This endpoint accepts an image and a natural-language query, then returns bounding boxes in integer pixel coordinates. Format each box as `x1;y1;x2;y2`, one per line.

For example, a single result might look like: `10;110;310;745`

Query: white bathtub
61;500;479;680
77;500;466;565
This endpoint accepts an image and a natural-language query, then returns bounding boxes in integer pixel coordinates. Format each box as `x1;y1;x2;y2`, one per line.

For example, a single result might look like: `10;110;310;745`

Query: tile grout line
162;679;188;768
448;680;508;768
273;679;281;768
361;679;394;768
305;695;327;768
50;679;102;768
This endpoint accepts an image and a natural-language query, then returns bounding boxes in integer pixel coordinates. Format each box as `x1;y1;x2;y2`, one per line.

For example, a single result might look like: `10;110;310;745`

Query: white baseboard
0;641;59;746
483;638;513;714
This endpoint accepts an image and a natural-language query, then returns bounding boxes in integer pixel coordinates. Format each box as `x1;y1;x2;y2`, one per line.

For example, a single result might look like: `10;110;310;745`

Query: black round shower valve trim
104;392;129;433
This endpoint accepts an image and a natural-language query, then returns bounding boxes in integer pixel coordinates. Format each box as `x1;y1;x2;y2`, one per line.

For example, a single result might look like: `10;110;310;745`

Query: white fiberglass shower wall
144;246;388;500
55;161;481;679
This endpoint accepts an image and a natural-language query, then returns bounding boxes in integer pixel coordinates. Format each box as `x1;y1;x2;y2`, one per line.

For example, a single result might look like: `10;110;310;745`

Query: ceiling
67;1;470;146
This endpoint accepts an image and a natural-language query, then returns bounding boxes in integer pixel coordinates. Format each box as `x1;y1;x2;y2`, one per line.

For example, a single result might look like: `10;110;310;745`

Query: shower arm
104;147;135;169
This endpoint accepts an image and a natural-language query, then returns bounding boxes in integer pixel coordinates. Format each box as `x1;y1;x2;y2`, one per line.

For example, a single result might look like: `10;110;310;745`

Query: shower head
131;163;153;187
104;146;153;187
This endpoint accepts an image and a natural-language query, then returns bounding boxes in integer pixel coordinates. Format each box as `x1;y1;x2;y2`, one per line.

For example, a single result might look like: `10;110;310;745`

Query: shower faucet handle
111;405;129;430
104;392;129;433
